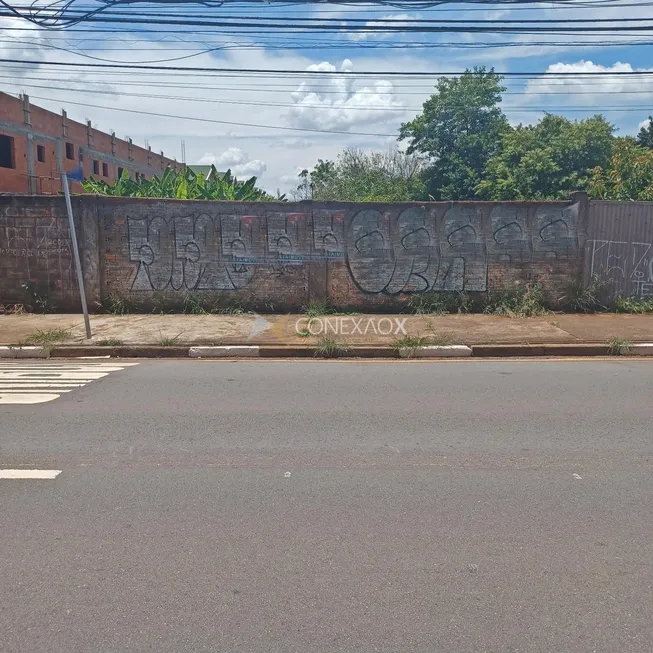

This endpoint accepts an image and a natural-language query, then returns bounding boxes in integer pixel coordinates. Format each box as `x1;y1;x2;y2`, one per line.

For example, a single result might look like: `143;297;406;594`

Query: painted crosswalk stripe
0;361;138;404
0;469;62;479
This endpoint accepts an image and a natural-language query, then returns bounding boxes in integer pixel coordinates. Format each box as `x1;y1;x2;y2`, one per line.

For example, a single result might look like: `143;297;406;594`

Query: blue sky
2;1;652;193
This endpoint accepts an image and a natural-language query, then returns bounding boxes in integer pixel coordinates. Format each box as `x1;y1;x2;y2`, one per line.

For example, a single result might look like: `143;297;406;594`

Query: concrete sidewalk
1;312;652;346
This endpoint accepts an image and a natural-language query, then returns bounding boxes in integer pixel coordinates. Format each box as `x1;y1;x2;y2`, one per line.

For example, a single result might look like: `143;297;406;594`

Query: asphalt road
2;359;653;653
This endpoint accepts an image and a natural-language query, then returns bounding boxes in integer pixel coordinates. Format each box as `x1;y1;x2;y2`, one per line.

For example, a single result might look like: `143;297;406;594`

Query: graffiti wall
100;198;582;310
1;195;586;311
585;201;653;298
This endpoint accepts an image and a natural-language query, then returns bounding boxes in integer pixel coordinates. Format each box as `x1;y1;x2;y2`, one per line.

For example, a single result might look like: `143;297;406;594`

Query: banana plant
82;165;284;201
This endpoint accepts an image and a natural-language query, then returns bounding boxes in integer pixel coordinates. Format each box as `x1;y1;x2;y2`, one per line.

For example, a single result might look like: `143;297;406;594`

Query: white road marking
0;393;63;404
0;388;73;393
0;361;138;404
0;469;62;479
0;381;86;390
0;372;111;379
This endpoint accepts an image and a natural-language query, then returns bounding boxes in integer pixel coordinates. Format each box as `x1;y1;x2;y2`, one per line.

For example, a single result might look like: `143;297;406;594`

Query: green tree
293;148;425;201
588;137;653;200
398;66;509;200
636;116;653;149
477;114;614;200
82;165;278;201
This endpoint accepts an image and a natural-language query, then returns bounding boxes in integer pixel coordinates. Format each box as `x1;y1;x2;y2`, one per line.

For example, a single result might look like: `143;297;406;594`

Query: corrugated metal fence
585;201;653;299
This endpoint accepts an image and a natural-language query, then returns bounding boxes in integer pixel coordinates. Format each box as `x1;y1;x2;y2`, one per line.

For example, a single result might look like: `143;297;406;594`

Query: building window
65;142;74;160
117;166;124;178
0;134;15;169
36;144;46;163
102;162;109;177
93;160;99;175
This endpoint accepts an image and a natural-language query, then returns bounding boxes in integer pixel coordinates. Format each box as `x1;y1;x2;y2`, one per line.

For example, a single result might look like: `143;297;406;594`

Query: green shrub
607;336;631;355
408;291;481;315
26;328;71;345
614;296;653;314
83;165;279;201
105;294;135;315
561;276;609;313
302;301;338;318
314;336;350;358
485;284;550;317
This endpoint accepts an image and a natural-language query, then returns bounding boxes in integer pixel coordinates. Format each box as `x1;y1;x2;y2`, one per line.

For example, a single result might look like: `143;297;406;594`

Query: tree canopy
477;114;615;200
294;148;425;202
398;66;509;201
587;137;653;201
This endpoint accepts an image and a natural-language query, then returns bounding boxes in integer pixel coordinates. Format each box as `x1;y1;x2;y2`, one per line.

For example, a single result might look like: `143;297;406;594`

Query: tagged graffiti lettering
588;240;653;297
125;202;579;294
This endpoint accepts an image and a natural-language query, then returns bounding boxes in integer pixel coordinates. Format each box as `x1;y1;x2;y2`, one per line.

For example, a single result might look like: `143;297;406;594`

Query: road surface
1;359;653;652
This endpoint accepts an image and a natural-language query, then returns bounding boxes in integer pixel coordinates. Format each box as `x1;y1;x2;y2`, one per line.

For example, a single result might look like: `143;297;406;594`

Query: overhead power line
5;7;653;34
7;69;653;92
3;57;653;77
4;14;653;34
0;0;635;29
9;10;653;24
24;93;399;136
10;81;653;113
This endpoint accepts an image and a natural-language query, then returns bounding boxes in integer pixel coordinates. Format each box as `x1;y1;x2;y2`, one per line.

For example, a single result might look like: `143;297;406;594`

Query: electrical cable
3;57;653;77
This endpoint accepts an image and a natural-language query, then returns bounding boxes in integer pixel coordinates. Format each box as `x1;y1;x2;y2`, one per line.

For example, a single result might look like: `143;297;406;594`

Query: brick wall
0;93;180;194
0;196;75;309
1;194;587;311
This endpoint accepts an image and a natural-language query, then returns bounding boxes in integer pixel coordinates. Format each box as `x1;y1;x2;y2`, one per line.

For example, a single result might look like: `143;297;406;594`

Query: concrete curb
471;345;547;357
258;346;396;358
542;344;610;356
49;346;189;358
1;343;653;359
399;345;472;358
0;346;48;359
471;344;612;357
629;343;653;356
190;346;259;358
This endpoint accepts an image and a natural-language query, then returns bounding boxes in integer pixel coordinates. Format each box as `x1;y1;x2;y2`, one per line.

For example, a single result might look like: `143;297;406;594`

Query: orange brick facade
0;92;181;194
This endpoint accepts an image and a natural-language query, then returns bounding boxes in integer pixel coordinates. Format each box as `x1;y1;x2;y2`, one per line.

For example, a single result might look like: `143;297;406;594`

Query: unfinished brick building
0;92;181;194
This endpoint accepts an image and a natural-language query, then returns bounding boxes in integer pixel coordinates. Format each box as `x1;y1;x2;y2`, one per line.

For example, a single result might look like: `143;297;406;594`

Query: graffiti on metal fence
587;240;653;297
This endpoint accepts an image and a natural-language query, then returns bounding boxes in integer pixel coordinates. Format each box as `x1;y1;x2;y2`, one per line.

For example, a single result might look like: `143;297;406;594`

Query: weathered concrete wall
585;200;653;299
1;195;586;311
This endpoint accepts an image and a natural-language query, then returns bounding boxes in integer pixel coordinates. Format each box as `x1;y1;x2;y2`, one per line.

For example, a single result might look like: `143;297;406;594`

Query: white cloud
287;58;405;131
0;18;47;70
232;160;267;177
524;60;653;107
279;166;308;185
639;118;651;130
348;13;415;42
198;148;266;177
200;147;248;166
